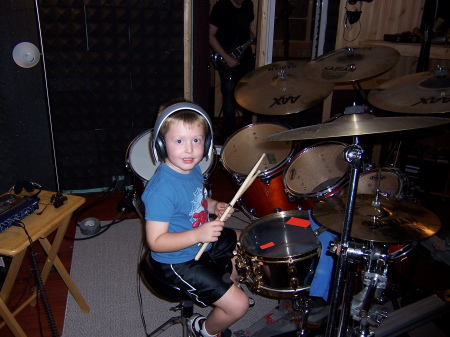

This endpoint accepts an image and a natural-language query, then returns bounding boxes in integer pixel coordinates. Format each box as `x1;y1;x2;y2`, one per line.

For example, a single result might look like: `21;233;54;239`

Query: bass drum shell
236;211;320;298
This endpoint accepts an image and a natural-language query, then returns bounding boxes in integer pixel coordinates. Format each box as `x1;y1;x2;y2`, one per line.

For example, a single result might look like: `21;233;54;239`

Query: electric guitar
210;35;256;73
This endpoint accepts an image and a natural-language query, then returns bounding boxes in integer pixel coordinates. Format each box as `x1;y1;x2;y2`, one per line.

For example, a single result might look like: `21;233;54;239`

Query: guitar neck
240;36;255;51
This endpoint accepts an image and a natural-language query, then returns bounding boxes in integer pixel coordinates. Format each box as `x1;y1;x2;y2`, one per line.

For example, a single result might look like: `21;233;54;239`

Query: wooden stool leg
39;238;90;313
0;299;27;337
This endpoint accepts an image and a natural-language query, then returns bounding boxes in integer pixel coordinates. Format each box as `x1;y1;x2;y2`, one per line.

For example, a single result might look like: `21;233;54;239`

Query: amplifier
0;194;39;233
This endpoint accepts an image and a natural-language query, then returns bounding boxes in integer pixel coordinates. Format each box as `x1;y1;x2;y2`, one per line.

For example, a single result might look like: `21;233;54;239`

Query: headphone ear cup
204;131;212;159
22;180;35;192
13;181;23;194
155;133;167;159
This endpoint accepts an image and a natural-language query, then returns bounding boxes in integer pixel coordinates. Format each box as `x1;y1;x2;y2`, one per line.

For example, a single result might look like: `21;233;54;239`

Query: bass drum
125;129;215;184
221;123;298;219
283;141;351;210
236;211;320;299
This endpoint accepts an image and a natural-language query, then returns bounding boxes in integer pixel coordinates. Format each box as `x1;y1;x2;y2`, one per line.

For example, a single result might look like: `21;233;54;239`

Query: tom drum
221;123;298;219
283;141;351;210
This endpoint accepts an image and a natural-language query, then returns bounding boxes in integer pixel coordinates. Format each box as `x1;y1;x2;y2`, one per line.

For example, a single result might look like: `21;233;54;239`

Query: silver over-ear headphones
151;102;213;163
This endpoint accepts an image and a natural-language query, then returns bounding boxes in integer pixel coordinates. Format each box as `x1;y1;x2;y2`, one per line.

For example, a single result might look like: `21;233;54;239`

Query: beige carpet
62;212;284;337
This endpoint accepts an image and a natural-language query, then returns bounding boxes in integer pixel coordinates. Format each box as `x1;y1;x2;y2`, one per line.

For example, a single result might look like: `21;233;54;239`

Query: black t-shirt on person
210;0;254;59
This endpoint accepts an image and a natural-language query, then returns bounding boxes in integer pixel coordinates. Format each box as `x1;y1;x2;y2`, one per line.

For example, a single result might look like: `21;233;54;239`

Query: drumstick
194;153;266;261
194;169;260;261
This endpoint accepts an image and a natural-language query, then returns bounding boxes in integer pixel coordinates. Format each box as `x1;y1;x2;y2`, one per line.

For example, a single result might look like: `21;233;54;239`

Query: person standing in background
209;0;256;141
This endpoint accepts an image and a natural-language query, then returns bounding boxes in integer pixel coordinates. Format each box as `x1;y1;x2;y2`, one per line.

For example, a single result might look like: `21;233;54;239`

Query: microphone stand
325;138;364;337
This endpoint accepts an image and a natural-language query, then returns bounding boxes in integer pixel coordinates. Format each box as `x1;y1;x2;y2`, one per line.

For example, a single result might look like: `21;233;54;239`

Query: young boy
141;102;249;337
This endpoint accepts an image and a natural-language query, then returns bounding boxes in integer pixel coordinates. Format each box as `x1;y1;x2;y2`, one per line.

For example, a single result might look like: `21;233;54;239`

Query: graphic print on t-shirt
190;187;209;228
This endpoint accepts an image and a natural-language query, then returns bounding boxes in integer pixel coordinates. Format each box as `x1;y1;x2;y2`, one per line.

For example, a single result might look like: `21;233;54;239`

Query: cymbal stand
351;80;368;105
325;139;364;337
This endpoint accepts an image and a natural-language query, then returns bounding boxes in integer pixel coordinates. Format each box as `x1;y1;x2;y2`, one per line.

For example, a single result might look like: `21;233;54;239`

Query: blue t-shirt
141;163;211;263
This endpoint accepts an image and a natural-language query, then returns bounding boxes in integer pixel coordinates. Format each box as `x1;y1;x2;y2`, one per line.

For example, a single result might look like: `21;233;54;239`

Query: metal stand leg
325;141;364;337
292;296;312;337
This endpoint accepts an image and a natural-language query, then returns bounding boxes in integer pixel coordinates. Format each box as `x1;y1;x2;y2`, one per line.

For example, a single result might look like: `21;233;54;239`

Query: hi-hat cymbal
264;109;450;141
368;70;450;113
304;46;401;82
234;60;334;115
312;194;441;243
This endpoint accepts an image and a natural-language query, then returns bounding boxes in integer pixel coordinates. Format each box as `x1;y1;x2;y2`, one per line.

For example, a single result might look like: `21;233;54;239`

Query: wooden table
0;191;90;336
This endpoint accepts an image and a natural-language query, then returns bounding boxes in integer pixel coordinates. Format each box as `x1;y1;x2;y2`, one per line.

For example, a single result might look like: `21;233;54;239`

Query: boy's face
164;120;206;174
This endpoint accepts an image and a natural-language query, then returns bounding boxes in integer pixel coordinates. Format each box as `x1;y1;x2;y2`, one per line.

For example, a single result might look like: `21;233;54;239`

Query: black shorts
151;227;237;307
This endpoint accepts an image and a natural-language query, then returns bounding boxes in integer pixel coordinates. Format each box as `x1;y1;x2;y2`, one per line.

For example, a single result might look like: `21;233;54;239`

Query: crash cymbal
304;46;401;82
234;60;334;115
264;107;450;141
368;68;450;114
312;194;441;243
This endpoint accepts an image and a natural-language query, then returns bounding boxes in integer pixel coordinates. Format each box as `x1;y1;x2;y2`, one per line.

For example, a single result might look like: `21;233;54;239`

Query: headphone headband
151;102;213;162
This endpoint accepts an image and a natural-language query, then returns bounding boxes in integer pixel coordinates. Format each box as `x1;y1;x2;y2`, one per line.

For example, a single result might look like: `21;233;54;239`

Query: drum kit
229;46;450;337
125;46;450;337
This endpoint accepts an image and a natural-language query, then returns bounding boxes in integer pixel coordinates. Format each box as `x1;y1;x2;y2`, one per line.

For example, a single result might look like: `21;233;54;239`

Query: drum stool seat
139;255;194;336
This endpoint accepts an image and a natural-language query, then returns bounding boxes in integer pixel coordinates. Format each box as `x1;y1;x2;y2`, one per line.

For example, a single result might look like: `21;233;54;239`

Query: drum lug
251;260;263;290
262;178;271;186
290;277;299;290
254;274;263;290
288;265;299;290
287;193;297;203
234;174;244;185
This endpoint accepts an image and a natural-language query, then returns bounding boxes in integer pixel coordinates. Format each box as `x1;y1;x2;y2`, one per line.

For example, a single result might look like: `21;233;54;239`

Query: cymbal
264;110;450;141
312;194;441;243
368;70;450;114
304;46;401;82
234;60;334;115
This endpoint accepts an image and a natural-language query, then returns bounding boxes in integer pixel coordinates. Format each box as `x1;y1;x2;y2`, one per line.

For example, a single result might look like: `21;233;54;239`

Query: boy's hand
214;202;234;220
196;219;224;243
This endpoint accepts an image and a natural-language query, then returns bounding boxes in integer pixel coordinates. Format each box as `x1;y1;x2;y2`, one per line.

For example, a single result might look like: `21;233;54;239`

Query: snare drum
236;211;320;298
221;123;298;219
283;142;351;210
125;129;215;183
354;168;409;199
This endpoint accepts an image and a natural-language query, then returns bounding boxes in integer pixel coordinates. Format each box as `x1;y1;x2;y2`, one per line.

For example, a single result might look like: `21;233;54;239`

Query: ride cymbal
264;108;450;141
368;68;450;114
304;46;401;82
312;194;441;243
234;60;334;115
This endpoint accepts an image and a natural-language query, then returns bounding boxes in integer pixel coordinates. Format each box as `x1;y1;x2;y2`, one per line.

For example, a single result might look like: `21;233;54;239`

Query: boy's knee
234;293;250;317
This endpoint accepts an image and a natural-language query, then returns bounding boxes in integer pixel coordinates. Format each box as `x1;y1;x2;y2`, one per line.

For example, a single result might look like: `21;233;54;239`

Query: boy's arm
146;219;225;253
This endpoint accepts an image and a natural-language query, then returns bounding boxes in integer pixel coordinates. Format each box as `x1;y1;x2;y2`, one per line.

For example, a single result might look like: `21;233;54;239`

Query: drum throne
132;193;195;337
139;255;194;337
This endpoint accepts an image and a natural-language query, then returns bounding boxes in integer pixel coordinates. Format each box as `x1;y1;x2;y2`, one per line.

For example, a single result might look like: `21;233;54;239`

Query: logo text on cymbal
269;95;301;108
411;96;450;106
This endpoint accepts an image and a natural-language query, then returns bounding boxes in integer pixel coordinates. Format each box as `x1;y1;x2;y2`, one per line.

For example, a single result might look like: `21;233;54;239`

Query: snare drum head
221;123;294;176
284;142;350;198
240;211;320;259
